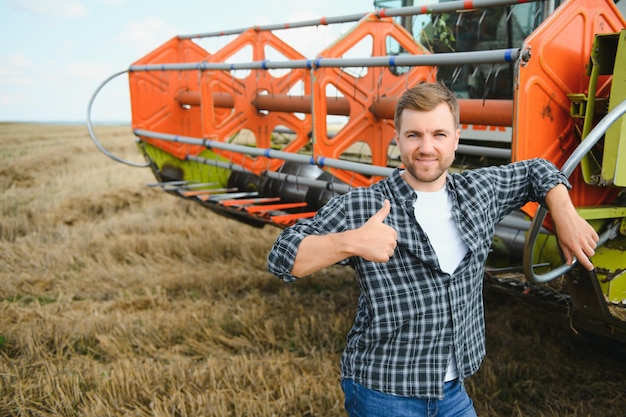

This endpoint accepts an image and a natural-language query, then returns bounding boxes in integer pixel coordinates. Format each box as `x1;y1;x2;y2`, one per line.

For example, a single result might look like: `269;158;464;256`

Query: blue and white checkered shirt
267;158;569;399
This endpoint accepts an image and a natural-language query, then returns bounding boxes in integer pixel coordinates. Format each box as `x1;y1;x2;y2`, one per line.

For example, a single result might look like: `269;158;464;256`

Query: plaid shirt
267;159;569;399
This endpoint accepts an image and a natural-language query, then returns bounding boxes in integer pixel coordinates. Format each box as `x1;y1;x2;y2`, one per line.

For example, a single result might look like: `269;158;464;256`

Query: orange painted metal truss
129;12;436;187
514;0;626;215
129;1;626;211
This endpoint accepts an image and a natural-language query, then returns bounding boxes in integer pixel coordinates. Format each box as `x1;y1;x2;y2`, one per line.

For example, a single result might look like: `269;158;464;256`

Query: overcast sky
0;0;376;123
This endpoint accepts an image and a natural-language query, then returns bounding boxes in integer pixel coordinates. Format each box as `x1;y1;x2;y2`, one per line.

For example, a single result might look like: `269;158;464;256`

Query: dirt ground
1;123;625;416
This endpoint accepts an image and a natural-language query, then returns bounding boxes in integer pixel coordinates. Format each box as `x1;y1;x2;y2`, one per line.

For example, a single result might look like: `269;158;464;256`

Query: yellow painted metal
602;30;626;186
139;142;231;189
594;243;626;303
578;43;605;184
573;30;626;186
567;30;626;305
575;206;626;220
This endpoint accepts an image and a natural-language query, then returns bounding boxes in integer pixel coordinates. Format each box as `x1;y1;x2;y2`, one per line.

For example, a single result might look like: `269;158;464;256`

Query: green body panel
595;244;626;303
567;30;626;304
573;30;626;186
602;30;626;186
139;142;232;189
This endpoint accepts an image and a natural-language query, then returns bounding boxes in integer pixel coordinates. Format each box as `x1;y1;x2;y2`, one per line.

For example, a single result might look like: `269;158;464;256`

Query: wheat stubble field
1;123;625;416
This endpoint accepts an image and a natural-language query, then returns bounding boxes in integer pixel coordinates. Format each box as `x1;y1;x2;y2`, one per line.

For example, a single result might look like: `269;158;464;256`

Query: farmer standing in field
267;82;599;416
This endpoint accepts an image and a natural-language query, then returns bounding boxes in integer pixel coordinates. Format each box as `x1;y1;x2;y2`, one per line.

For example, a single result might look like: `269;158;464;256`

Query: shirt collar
388;168;456;204
387;168;416;205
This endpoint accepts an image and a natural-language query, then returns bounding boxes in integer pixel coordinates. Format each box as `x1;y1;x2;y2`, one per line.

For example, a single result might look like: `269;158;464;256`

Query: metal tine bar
197;147;354;194
271;212;317;227
189;153;353;195
477;9;489;43
200;192;260;202
492;65;505;94
129;48;521;72
264;171;352;194
533;5;543;29
450;66;463;89
187;155;250;174
505;5;515;28
137;129;394;178
245;202;308;214
179;0;541;40
220;197;282;207
179;187;238;197
147;180;192;187
482;64;494;101
148;181;219;190
455;12;463;44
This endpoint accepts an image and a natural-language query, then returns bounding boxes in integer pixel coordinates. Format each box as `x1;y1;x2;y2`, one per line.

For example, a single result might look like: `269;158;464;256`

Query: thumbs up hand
349;199;398;262
290;199;399;277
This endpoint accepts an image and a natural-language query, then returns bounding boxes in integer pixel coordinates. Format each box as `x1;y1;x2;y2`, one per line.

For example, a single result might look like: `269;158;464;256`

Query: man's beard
401;154;448;185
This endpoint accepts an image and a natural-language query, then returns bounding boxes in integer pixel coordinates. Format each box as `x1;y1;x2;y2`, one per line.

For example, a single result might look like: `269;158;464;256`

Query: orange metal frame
514;0;626;216
199;29;312;175
312;12;436;187
128;13;436;188
129;37;210;159
129;0;626;217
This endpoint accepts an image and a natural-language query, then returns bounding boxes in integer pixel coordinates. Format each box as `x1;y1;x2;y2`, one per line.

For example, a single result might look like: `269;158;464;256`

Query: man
267;82;599;416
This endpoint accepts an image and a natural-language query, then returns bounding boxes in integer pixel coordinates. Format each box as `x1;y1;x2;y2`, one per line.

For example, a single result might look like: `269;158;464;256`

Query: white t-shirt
414;186;468;381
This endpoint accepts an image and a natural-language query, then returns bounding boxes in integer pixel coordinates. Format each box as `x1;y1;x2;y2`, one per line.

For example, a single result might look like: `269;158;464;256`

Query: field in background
1;123;625;416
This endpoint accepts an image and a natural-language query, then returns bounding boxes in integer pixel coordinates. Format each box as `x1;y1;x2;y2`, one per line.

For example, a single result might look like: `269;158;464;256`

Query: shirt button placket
427;397;438;417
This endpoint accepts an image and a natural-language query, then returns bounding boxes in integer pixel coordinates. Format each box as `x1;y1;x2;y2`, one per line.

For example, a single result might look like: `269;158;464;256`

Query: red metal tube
175;91;513;126
369;96;513;126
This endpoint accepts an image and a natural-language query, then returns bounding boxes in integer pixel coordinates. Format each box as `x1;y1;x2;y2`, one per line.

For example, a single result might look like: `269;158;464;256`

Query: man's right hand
291;199;399;278
349;199;398;262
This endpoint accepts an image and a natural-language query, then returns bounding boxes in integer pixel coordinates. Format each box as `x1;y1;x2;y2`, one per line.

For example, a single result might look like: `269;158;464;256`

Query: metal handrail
86;69;150;168
178;0;542;39
523;98;626;284
133;129;395;178
128;48;520;72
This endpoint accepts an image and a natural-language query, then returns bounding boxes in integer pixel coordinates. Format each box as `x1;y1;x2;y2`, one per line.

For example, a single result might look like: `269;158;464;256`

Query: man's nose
419;136;435;153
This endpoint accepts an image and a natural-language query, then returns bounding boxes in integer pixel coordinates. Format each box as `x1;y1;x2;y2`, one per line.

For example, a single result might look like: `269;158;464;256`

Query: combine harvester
88;0;626;344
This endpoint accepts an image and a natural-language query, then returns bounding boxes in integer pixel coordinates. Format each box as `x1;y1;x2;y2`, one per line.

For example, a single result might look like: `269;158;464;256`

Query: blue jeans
342;378;478;417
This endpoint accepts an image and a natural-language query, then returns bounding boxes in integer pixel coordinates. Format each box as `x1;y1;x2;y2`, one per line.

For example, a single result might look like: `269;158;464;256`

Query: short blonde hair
394;82;460;131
